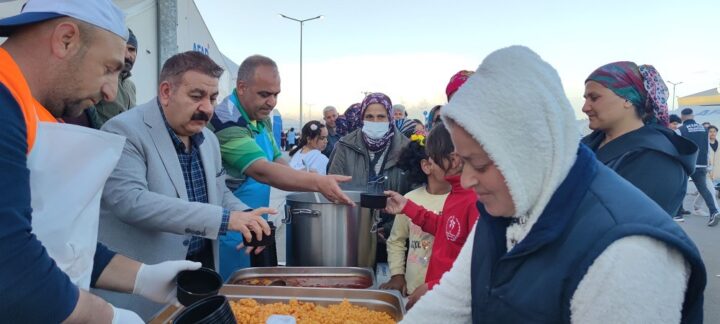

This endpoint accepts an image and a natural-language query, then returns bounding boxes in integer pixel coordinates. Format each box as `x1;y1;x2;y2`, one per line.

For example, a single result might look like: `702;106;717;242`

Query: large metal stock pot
283;191;377;267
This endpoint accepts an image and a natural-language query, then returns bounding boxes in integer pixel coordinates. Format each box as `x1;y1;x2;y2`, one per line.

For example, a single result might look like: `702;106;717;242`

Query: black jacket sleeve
614;150;686;215
91;242;117;288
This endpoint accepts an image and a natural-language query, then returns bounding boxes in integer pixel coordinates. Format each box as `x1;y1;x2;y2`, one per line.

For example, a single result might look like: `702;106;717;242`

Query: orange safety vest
0;48;57;154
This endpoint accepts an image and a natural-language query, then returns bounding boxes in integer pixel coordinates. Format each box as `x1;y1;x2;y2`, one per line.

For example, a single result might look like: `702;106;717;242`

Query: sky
195;0;720;125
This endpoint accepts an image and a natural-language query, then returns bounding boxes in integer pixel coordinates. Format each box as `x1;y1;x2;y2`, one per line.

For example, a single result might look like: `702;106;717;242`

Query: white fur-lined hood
442;46;580;248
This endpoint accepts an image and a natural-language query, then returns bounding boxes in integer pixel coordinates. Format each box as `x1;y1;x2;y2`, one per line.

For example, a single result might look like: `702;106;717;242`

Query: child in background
384;123;480;309
412;120;427;136
289;121;329;174
379;133;451;296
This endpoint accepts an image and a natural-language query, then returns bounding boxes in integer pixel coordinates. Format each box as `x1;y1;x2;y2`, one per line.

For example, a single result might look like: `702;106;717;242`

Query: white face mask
362;121;390;139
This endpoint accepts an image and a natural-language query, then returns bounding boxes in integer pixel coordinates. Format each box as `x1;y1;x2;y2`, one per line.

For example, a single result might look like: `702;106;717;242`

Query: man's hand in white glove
111;305;144;324
133;260;202;304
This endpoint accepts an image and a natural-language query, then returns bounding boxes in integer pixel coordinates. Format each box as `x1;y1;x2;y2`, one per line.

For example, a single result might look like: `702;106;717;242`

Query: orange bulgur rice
230;298;396;324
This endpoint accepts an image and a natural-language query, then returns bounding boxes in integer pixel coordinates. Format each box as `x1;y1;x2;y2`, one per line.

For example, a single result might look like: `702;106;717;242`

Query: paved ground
678;193;719;323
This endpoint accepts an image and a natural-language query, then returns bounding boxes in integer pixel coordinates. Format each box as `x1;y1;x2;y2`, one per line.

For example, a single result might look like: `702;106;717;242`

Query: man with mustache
95;51;273;319
209;55;353;278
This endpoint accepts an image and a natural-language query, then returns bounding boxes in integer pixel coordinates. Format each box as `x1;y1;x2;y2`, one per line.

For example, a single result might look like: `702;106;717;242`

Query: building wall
177;0;236;100
121;0;160;104
125;0;237;103
678;91;720;107
0;0;237;106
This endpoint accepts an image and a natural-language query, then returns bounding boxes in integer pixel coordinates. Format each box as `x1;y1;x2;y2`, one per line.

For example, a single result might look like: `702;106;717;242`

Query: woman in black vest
580;62;697;217
400;46;705;324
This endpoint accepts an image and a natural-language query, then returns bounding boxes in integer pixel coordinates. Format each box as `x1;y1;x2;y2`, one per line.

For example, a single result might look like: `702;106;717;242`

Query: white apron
28;121;125;289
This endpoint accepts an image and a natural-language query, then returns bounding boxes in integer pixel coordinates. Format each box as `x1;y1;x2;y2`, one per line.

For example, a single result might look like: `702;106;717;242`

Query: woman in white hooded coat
400;46;706;324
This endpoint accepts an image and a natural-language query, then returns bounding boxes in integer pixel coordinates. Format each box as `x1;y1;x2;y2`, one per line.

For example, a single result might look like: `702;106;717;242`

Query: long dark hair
426;123;455;172
397;139;428;187
289;120;326;156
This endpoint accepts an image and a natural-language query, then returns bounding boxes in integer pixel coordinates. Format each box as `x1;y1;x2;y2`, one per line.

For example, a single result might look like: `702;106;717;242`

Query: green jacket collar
230;89;265;133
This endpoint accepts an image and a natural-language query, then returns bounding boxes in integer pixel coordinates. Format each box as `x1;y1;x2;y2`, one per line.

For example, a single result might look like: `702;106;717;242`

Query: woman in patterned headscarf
329;93;410;191
581;61;697;216
334;103;362;137
328;93;411;263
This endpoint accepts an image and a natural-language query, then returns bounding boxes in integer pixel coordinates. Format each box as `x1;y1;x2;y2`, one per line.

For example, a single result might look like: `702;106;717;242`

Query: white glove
133;260;202;303
111;305;143;324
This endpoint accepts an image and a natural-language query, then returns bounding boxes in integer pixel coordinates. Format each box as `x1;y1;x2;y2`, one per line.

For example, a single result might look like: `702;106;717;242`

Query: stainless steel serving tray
226;266;377;288
148;285;405;323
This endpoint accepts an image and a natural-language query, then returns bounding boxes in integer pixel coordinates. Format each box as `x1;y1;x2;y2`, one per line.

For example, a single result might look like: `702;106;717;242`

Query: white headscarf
442;46;581;249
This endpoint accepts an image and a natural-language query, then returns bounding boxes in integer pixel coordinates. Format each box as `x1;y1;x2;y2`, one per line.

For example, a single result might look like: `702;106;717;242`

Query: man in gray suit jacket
96;51;272;319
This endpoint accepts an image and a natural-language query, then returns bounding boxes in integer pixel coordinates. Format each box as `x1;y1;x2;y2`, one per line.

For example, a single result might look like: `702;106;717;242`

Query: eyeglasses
318;136;328;141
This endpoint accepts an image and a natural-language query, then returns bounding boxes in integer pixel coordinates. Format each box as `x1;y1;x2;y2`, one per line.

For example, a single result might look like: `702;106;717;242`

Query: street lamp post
668;80;683;111
279;13;323;128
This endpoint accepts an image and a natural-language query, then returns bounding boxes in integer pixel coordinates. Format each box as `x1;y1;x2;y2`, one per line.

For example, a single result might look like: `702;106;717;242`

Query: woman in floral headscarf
334;103;362;137
581;61;697;216
328;93;411;262
329;93;411;193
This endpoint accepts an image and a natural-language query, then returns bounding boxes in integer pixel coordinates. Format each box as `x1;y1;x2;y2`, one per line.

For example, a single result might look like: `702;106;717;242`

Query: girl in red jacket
385;122;480;309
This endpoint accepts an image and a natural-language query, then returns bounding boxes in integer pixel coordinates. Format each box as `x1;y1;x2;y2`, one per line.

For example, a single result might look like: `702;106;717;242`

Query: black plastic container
361;192;387;209
249;222;278;267
173;295;237;324
176;267;222;307
243;221;276;247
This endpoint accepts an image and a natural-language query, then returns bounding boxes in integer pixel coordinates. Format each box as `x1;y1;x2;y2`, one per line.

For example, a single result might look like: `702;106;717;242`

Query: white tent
0;0;239;104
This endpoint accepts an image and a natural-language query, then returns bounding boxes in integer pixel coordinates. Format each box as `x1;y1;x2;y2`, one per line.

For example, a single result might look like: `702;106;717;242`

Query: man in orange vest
0;1;202;323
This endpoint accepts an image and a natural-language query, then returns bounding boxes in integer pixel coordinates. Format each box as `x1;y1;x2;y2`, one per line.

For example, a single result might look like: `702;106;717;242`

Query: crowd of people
0;0;712;323
670;111;720;225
